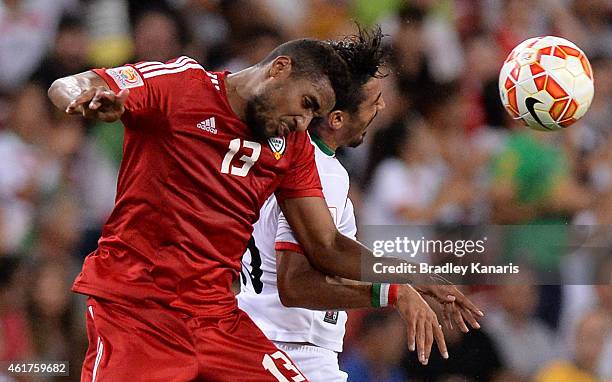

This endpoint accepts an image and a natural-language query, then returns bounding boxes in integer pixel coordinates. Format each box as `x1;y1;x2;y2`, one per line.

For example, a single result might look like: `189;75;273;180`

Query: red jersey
72;56;323;316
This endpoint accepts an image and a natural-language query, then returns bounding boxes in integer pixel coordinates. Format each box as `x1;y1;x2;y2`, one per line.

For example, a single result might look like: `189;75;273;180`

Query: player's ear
269;56;292;79
327;110;344;131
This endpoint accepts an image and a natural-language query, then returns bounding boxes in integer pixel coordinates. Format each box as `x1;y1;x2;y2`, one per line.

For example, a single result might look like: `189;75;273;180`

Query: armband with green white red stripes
371;283;399;307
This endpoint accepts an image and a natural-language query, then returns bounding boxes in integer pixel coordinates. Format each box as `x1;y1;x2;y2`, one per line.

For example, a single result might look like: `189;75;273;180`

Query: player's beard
347;133;366;148
347;111;378;148
245;93;279;139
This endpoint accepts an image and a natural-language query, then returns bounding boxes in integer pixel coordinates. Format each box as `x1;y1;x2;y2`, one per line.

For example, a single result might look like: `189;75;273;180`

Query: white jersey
238;140;356;353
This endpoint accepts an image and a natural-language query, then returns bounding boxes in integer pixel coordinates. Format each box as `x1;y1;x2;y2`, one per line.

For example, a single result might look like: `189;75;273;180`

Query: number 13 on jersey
262;351;306;382
221;138;261;177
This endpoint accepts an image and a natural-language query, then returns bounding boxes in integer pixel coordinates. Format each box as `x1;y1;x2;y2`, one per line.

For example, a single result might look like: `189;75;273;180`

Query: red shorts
80;297;307;382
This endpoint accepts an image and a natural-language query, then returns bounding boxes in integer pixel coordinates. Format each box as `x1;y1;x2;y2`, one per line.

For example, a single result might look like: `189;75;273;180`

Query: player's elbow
48;77;73;111
302;232;342;274
277;275;301;307
278;288;299;308
48;79;63;107
301;236;335;268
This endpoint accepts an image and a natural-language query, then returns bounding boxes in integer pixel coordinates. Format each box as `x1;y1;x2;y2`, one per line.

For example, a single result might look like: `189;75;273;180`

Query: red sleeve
92;65;153;113
275;132;324;203
92;56;195;115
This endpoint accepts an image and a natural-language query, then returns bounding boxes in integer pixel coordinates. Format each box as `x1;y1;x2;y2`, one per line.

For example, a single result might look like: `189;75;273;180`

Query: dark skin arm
279;196;386;281
48;71;129;122
277;250;371;310
277;250;479;331
279;197;483;319
277;250;448;364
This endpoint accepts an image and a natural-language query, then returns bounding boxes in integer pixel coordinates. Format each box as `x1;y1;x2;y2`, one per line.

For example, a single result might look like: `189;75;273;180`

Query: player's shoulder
285;130;310;144
313;142;348;177
98;56;215;92
276;130;313;158
131;56;222;86
257;194;282;230
317;154;349;185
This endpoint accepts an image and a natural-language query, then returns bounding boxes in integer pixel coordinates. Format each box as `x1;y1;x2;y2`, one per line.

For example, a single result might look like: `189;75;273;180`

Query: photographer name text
373;262;520;276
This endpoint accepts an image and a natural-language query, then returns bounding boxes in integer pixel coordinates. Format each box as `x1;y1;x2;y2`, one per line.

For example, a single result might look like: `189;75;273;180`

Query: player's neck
310;129;337;155
224;67;261;121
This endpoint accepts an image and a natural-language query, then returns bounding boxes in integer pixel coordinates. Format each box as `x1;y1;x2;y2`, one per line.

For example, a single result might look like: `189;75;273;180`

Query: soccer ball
499;36;594;131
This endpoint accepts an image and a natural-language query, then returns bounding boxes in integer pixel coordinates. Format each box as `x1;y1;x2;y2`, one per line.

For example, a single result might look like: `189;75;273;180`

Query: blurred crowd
0;0;610;381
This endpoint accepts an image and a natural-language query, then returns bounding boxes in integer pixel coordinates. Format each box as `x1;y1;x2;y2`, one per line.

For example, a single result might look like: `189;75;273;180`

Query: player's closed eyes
303;97;319;113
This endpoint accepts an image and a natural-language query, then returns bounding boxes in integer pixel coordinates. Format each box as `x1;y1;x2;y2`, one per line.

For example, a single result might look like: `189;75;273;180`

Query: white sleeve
275;211;302;252
337;198;357;240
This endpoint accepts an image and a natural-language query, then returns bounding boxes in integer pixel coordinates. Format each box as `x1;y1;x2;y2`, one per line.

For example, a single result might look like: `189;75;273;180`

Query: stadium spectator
403;303;504;382
222;24;285;72
461;33;506;131
559;257;612;381
363;82;480;226
26;259;78;361
535;309;609;382
0;0;609;380
485;274;557;381
392;4;432;110
593;260;612;380
0;83;63;254
0;0;79;92
131;7;189;63
363;118;444;225
31;15;91;90
340;310;408;382
490;128;590;252
569;0;612;58
0;257;34;362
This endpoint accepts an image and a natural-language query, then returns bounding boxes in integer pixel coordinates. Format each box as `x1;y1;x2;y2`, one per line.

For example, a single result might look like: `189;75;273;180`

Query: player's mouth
359;112;377;137
278;122;290;137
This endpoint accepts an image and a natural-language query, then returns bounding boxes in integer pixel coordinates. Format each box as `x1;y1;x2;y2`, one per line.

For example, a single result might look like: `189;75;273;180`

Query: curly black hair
259;38;351;107
329;24;388;114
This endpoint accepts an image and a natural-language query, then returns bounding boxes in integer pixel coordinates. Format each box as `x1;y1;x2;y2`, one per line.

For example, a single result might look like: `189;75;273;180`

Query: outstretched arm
276;249;371;310
48;71;129;122
279;196;377;281
276;250;448;364
278;197;484;315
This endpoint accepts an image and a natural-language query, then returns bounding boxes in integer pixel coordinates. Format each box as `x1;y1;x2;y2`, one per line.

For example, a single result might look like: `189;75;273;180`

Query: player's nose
379;97;387;110
295;115;310;131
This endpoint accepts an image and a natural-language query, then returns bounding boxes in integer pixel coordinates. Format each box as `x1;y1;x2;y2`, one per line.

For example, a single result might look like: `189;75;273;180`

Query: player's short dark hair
259;39;351;105
328;24;388;114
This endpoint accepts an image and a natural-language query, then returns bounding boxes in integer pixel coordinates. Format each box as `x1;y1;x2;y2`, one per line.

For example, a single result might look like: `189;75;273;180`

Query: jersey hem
260;329;343;353
72;283;130;305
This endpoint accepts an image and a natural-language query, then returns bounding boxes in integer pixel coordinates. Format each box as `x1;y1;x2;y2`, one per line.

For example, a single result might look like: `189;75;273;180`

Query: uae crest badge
267;137;286;160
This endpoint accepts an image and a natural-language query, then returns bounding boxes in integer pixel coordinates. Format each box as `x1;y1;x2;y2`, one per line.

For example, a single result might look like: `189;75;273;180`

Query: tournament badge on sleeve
106;66;144;89
267;137;286;160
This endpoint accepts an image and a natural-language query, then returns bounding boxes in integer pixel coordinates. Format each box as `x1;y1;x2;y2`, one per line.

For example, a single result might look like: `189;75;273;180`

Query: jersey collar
310;133;335;157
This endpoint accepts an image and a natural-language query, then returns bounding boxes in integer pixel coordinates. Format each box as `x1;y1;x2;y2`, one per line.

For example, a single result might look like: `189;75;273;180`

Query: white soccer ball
499;36;595;131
